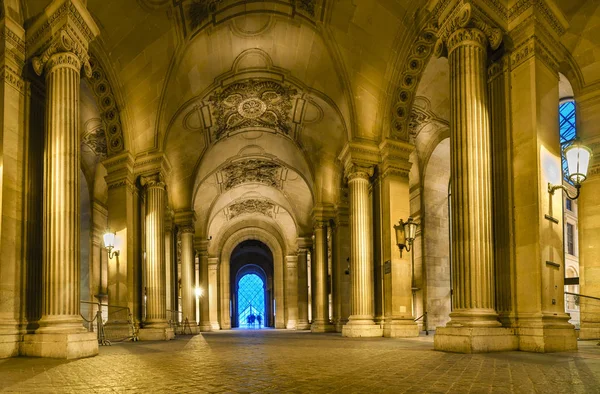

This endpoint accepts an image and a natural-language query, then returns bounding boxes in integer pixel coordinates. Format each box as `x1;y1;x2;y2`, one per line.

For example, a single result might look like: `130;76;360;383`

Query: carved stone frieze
294;0;316;16
508;0;566;36
391;22;437;141
208;79;298;141
0;65;24;93
81;123;108;158
226;198;276;220
87;55;125;155
220;159;283;191
510;36;559;73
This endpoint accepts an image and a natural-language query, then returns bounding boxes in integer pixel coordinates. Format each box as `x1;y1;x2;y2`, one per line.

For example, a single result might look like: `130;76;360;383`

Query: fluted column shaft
297;247;310;329
180;228;196;323
447;28;498;327
348;170;375;323
165;226;174;314
311;223;330;328
144;179;168;327
39;52;86;332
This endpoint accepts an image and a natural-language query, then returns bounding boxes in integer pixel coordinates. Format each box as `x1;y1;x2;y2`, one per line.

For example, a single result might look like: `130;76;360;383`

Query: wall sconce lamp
394;217;419;258
103;230;120;259
195;286;204;298
548;139;593;200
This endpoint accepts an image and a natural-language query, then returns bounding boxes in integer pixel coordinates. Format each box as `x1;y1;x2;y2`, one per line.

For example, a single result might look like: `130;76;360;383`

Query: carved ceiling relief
87;56;124;155
408;97;449;140
391;23;438;141
225;199;277;221
208;79;298;141
81;121;108;159
219;159;284;191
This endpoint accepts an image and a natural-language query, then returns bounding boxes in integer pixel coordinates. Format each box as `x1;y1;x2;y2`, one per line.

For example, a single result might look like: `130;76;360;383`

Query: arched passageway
230;240;274;328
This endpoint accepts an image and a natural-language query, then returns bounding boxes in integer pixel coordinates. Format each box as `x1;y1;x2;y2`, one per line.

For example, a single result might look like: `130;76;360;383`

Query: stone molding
32;30;90;77
134;152;171;179
174;209;196;230
508;0;568;37
0;65;24;93
103;152;136;190
488;54;510;82
509;34;559;73
311;203;336;226
140;173;166;190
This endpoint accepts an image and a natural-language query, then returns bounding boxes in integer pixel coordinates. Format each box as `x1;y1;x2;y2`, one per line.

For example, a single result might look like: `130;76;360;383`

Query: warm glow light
394;218;419;257
195;286;203;297
103;231;116;249
565;143;592;184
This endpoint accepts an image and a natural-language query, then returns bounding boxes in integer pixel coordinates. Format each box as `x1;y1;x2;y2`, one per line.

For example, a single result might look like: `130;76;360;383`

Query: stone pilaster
175;210;198;334
22;0;100;359
379;139;418;338
138;174;173;341
310;211;334;333
504;0;576;352
208;257;220;330
103;153;141;327
574;89;600;339
164;214;175;320
285;255;299;329
333;207;350;332
196;239;211;331
296;238;312;330
0;15;26;358
432;2;516;353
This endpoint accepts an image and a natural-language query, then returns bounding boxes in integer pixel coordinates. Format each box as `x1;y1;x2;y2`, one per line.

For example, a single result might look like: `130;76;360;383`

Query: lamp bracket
547;182;581;200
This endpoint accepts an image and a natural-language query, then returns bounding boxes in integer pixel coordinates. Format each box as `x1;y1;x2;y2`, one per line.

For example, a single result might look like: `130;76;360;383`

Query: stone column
138;175;173;341
311;216;334;332
208;257;220;330
197;240;211;331
22;2;100;358
379;139;418;338
176;211;198;334
342;164;382;337
285;255;299;329
296;238;311;330
0;17;26;358
432;2;515;352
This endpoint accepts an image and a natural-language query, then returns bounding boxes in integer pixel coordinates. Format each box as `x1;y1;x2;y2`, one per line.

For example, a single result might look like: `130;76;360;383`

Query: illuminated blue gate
237;274;265;328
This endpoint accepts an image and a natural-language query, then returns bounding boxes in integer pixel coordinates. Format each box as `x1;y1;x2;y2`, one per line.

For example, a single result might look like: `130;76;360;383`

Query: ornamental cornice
312;204;335;225
296;237;313;249
434;3;503;58
510;35;559;73
178;225;195;235
508;0;568;37
26;0;99;58
134;152;171;178
0;65;24;94
174;210;196;229
339;141;380;180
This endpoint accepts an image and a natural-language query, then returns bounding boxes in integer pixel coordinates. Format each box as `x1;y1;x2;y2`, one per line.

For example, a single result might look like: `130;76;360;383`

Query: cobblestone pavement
1;330;599;393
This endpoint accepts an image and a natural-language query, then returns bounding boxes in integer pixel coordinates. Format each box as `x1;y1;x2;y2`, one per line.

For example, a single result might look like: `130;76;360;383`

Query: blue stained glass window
238;274;265;328
559;100;577;181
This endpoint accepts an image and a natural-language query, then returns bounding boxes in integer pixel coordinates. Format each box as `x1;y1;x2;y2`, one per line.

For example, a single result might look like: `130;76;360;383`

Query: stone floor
1;330;599;393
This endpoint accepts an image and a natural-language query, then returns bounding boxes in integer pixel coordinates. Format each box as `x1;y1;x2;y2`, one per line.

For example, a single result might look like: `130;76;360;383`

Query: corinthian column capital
140;173;166;190
434;2;503;58
26;0;100;77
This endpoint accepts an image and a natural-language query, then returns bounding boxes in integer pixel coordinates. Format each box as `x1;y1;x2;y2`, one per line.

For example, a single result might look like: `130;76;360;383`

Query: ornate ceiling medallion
208;79;298;141
220;159;283;191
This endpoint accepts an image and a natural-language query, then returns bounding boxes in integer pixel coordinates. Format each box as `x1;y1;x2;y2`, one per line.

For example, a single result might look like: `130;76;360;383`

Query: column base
296;321;311;330
517;315;577;352
286;320;297;330
21;332;98;359
334;319;347;333
138;327;175;341
0;333;21;358
434;327;517;353
210;322;220;331
383;319;419;338
199;323;212;332
311;321;335;333
342;322;383;338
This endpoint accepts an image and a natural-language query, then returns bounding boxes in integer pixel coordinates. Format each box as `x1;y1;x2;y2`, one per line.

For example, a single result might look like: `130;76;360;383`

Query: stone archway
218;226;286;329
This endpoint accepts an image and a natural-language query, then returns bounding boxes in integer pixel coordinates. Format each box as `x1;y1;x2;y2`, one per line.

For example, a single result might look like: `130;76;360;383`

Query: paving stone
0;331;599;393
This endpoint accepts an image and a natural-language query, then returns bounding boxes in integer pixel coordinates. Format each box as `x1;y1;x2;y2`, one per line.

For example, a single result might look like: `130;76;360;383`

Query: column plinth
343;168;382;338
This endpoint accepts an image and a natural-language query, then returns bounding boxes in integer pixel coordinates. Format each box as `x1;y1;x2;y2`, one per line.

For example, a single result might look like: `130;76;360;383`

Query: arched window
237;273;265;328
559;99;577;181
